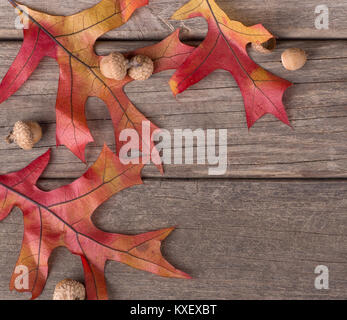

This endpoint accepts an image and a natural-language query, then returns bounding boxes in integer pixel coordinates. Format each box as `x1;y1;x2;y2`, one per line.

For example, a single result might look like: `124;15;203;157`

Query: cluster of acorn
5;53;155;151
100;52;154;81
5;47;306;151
5;47;305;300
4;53;155;300
5;45;306;151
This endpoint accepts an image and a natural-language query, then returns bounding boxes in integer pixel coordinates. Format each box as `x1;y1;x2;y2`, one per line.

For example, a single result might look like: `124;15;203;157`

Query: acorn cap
100;52;127;80
251;38;276;54
53;279;86;300
128;55;154;81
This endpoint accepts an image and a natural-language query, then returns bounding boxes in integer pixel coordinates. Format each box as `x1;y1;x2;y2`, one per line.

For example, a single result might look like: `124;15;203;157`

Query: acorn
100;52;154;81
281;48;307;71
53;279;86;300
100;52;128;81
128;55;154;81
6;121;42;150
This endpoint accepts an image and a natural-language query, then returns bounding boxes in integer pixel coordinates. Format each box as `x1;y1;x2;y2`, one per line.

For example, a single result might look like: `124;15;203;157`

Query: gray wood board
1;179;347;300
0;40;346;178
0;0;345;40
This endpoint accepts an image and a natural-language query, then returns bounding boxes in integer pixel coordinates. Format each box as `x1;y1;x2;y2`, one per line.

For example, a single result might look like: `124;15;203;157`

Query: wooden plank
0;0;345;40
1;178;347;300
0;40;346;178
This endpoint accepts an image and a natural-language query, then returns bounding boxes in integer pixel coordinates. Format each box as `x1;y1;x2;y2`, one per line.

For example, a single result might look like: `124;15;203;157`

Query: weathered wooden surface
1;0;347;301
1;179;347;300
0;0;345;40
0;40;346;178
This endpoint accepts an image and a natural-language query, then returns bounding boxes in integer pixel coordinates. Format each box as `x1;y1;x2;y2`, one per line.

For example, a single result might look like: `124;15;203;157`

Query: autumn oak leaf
0;146;190;300
0;0;194;167
170;0;293;128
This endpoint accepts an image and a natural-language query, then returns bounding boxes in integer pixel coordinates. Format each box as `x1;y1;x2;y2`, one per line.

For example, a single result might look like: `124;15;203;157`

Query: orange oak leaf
0;0;194;167
0;146;190;300
170;0;293;128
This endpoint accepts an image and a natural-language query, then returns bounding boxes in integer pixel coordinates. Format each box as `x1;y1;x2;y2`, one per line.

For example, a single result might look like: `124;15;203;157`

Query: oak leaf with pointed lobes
0;145;190;300
0;1;195;169
170;0;293;128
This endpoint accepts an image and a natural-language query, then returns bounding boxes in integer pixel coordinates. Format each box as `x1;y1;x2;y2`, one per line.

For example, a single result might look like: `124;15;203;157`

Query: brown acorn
281;48;307;71
6;121;42;150
100;52;154;81
53;279;86;300
128;55;154;81
100;52;128;80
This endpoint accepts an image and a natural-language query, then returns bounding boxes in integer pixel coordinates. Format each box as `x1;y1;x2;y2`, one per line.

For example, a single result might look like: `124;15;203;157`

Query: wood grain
1;179;347;300
0;1;346;300
0;0;345;40
0;40;346;178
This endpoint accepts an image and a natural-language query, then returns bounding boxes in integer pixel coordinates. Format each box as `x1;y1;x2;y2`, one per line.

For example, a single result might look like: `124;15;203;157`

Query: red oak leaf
170;0;292;128
0;146;190;300
0;1;194;167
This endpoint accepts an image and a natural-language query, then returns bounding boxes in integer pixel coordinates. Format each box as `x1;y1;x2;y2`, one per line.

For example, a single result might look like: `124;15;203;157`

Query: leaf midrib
206;0;287;115
0;173;178;276
176;0;287;117
8;0;135;128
